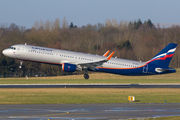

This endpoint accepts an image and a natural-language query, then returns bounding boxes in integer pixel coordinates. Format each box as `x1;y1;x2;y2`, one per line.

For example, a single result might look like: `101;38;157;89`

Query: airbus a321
2;43;177;79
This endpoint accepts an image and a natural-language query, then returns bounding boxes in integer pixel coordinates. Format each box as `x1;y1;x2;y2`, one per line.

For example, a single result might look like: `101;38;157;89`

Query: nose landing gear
19;60;23;68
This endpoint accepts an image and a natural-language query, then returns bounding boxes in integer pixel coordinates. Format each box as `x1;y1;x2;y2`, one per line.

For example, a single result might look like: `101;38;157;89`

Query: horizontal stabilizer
155;68;176;73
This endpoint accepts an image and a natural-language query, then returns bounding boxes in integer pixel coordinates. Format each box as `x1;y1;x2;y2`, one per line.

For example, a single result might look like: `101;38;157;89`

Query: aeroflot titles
32;47;52;51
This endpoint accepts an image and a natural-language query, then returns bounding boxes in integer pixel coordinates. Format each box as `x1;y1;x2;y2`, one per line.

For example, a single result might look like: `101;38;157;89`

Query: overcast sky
0;0;180;29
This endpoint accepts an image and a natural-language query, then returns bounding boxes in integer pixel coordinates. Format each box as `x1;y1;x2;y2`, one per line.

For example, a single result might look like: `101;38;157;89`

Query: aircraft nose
2;49;8;56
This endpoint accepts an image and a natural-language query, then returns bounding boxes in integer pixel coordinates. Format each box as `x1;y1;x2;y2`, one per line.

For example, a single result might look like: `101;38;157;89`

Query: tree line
0;18;180;77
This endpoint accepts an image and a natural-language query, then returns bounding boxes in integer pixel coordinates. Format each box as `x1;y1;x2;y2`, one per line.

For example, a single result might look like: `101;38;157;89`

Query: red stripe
97;66;140;70
166;54;173;58
146;54;174;64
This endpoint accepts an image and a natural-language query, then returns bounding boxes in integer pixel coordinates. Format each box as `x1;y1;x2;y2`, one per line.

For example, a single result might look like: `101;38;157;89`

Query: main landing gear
84;69;89;79
84;73;89;79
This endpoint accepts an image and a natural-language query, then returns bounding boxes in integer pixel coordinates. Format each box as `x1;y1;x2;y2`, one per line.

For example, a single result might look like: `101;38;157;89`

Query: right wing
77;51;115;71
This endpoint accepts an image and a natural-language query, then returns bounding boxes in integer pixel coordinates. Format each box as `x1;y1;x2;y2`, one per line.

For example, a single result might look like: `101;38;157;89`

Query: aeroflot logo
151;47;176;60
32;47;52;51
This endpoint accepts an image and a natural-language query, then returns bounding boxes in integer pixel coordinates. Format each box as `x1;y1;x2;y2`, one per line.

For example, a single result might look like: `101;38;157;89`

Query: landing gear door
143;64;148;73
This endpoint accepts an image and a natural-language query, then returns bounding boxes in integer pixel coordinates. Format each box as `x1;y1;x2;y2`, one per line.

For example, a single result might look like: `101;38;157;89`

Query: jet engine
62;63;77;72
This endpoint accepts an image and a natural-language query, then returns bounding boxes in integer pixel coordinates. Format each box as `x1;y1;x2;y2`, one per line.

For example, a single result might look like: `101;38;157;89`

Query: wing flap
78;51;115;70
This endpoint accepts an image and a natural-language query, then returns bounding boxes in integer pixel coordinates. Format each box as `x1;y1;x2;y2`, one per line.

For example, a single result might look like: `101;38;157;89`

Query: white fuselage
2;44;144;69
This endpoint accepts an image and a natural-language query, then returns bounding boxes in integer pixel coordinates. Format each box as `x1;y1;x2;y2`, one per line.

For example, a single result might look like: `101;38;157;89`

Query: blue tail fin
146;43;177;67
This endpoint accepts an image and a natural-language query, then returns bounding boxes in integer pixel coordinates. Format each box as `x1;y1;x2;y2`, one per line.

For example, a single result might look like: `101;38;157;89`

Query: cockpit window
9;47;16;50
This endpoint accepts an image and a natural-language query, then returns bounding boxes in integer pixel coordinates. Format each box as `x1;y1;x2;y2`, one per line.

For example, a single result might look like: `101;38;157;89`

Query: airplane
2;43;177;79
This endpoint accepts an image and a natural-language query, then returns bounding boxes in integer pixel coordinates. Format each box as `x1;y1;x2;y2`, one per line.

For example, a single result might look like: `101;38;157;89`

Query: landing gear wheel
84;74;89;79
19;60;23;68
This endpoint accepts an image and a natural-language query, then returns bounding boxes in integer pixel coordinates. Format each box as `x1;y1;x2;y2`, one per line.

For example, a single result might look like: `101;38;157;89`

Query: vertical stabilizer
146;43;177;67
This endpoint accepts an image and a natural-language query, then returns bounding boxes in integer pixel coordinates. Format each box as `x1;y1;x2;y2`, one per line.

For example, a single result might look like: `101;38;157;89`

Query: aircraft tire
84;74;89;79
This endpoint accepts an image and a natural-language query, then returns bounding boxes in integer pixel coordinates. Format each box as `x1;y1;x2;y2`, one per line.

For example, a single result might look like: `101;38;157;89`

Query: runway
0;103;180;119
1;84;180;88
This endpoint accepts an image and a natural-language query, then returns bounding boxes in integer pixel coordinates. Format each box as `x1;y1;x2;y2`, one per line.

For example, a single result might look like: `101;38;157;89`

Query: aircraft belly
96;66;152;75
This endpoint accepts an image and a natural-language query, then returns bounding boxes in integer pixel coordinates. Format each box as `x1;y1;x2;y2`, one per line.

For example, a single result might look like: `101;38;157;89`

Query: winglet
107;51;115;60
103;50;110;57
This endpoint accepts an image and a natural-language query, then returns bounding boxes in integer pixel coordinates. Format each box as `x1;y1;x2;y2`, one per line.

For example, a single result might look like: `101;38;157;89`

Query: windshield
9;47;16;50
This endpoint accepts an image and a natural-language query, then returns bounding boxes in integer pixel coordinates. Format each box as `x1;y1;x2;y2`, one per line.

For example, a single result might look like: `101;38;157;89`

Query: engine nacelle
62;63;77;72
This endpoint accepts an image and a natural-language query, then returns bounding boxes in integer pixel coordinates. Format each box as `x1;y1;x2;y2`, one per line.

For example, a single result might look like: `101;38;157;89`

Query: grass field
133;116;180;120
0;68;180;84
0;69;180;105
0;88;180;104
